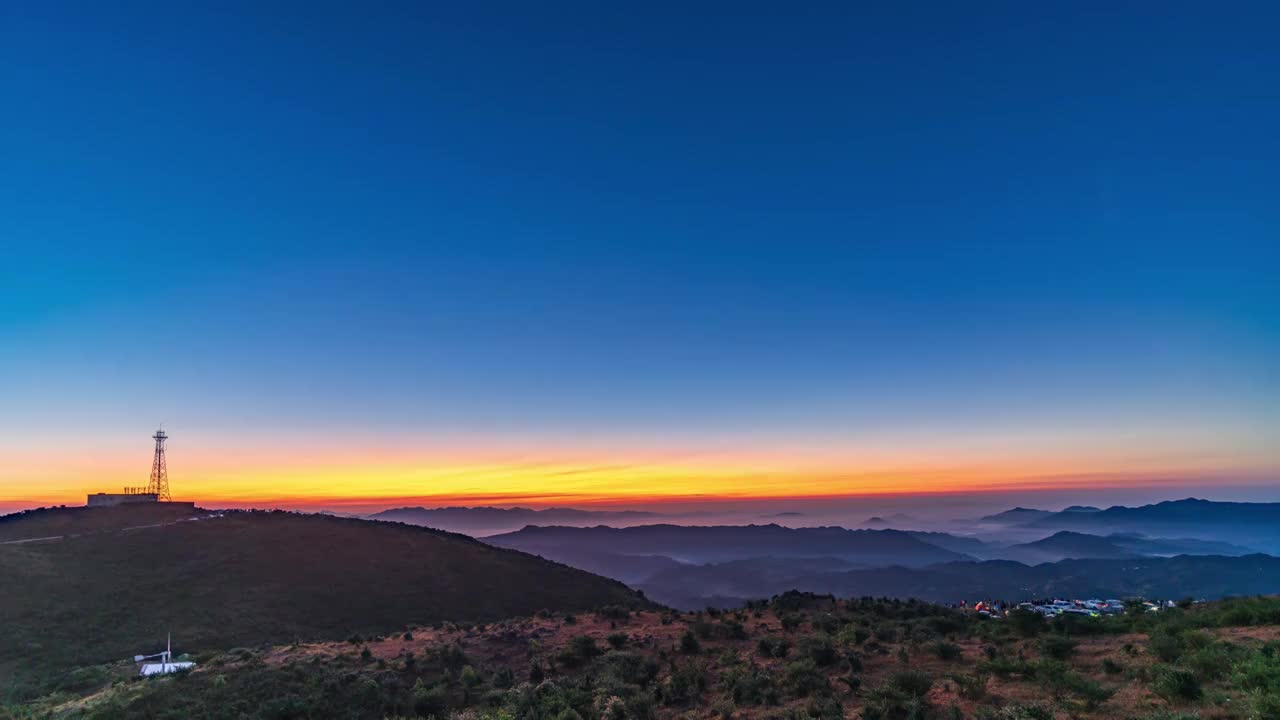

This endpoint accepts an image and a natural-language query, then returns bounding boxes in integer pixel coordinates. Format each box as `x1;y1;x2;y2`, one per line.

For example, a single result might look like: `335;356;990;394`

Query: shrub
1102;658;1123;675
843;651;863;672
933;641;962;661
953;671;989;700
717;619;749;640
412;681;448;718
780;613;804;632
757;636;789;659
1184;642;1244;681
804;695;844;719
975;705;1053;720
1039;635;1078;660
723;665;780;706
662;661;707;706
599;650;660;687
863;675;933;720
607;632;628;649
1150;630;1185;663
1008;609;1046;638
1153;666;1203;703
800;634;838;667
873;622;899;643
680;630;702;655
1038;663;1113;709
597;605;630;621
889;670;934;699
558;635;602;667
784;658;830;698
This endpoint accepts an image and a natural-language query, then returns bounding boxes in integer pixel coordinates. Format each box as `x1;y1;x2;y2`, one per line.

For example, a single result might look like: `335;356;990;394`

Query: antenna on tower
147;428;171;501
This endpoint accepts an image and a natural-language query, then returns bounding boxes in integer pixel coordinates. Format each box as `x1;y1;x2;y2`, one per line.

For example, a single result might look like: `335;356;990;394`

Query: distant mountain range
1021;498;1280;553
368;505;662;536
484;501;1279;608
486;524;969;567
640;554;1280;609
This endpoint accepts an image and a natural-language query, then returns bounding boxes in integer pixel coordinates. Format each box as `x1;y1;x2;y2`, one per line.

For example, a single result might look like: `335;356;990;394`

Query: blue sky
2;3;1277;507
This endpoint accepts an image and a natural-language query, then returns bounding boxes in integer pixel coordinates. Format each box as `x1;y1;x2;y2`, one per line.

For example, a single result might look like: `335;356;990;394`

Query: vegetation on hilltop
0;507;647;701
0;504;206;543
10;594;1280;719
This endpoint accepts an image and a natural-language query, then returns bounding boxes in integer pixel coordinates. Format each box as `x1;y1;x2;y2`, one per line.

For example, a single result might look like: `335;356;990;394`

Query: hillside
17;595;1280;719
0;507;647;688
978;507;1051;524
902;530;996;558
1106;532;1256;557
999;531;1141;564
486;524;970;567
0;502;206;542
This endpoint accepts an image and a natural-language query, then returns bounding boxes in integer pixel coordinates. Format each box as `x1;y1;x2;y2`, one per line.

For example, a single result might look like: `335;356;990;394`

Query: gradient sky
2;3;1277;512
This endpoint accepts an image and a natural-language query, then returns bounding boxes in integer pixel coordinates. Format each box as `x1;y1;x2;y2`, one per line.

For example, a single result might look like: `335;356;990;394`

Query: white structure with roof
135;634;196;676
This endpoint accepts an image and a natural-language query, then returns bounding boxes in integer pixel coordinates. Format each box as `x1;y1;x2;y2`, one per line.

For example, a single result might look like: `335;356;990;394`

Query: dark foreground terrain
9;594;1280;719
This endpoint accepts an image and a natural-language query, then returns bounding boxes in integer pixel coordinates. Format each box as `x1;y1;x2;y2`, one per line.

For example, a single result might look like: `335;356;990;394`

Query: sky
2;3;1277;514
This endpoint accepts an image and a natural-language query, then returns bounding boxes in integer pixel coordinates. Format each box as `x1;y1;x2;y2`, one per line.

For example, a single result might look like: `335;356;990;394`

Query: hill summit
0;505;647;681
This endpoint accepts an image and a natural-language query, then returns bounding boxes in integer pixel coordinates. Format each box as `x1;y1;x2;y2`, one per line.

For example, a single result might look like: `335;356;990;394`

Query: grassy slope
0;503;205;542
28;595;1280;720
0;508;646;681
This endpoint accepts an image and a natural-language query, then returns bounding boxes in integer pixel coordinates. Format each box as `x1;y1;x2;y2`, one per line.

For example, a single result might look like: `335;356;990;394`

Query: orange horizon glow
4;434;1276;513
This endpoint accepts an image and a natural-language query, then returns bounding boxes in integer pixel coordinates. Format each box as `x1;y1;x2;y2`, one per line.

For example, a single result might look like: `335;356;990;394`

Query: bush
662;661;707;706
1008;609;1046;638
757;636;789;659
607;632;628;649
780;613;804;632
873;622;899;643
1038;663;1113;709
933;641;962;661
799;634;838;667
953;671;989;700
975;705;1053;720
558;635;602;667
889;669;934;699
597;605;630;621
1102;658;1123;675
412;681;448;718
723;665;780;706
717;619;749;640
863;674;933;720
1150;631;1185;663
1039;635;1078;660
1153;666;1203;703
804;695;844;719
680;630;702;655
1184;641;1244;681
784;658;830;698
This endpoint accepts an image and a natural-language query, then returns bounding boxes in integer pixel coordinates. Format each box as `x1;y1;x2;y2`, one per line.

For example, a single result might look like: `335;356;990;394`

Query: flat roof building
87;492;158;507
